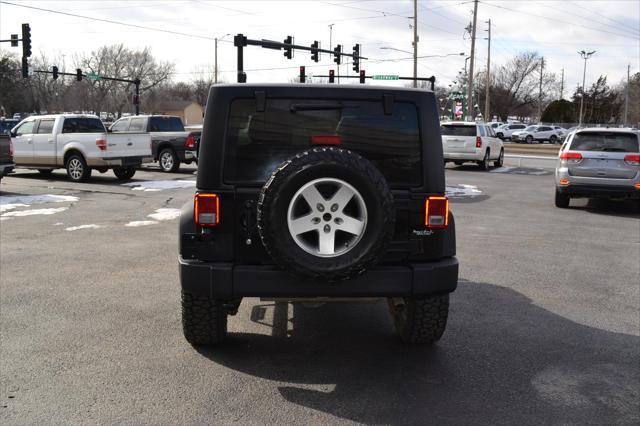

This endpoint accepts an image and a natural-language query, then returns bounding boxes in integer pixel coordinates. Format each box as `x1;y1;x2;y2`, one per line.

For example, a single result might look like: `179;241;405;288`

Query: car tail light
559;151;582;163
311;135;342;145
623;154;640;165
185;134;196;149
425;196;449;228
476;136;482;148
194;193;220;227
559;179;570;185
95;138;107;151
635;183;640;189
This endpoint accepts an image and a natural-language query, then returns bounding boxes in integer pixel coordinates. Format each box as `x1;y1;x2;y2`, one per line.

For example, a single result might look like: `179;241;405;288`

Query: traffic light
359;69;366;84
21;57;28;78
329;69;335;83
352;44;360;72
333;44;342;65
310;40;320;62
76;68;83;81
10;34;18;47
21;23;31;58
52;66;58;80
283;36;294;59
299;66;305;83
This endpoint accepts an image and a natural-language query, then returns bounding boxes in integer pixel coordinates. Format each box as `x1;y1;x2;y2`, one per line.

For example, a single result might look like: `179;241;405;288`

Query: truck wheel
390;295;449;344
181;292;227;345
159;148;180;173
257;147;395;281
555;190;570;208
478;149;490;170
66;153;91;182
113;166;136;180
494;148;504;167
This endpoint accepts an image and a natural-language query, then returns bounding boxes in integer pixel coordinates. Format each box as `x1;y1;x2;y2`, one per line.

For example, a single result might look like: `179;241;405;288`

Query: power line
566;0;640;35
0;1;217;41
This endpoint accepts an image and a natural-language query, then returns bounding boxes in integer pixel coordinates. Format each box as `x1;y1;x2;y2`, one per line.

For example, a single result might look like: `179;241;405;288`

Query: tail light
425;196;449;228
194;193;220;227
623;154;640;165
96;138;107;151
475;136;482;148
559;179;570;185
185;134;196;149
311;135;342;145
559;151;582;163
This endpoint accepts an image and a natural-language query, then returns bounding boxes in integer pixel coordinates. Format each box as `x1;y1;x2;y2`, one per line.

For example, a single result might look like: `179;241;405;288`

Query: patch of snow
122;180;195;191
53;222;64;226
0;217;13;221
125;220;159;227
65;224;103;231
1;207;68;217
0;203;30;213
446;185;483;198
147;208;181;221
0;194;78;206
490;167;515;173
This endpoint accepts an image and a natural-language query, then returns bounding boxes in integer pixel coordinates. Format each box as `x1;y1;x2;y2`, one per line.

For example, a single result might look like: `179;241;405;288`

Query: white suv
512;125;563;144
495;123;526;140
441;121;504;170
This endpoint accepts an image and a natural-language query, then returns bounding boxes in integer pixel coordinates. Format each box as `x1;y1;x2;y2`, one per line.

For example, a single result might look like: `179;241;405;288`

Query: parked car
495;123;526;140
552;126;569;141
10;114;152;181
0;133;15;182
0;118;19;135
441;121;504;170
109;115;196;172
511;125;564;144
179;83;458;346
489;122;504;131
555;128;640;207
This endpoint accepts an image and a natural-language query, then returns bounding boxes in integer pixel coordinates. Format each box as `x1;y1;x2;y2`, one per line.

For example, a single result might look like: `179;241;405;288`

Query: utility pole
412;0;418;88
538;57;544;122
467;0;478;120
484;19;491;122
578;50;596;126
560;68;564;99
329;24;334;50
624;64;630;125
214;37;219;84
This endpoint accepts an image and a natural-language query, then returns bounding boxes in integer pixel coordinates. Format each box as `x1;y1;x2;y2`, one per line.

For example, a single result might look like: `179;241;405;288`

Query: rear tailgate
441;125;477;153
104;133;152;158
568;131;639;180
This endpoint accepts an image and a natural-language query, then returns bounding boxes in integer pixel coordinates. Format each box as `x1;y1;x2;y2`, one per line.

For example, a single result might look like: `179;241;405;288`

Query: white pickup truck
10;114;152;181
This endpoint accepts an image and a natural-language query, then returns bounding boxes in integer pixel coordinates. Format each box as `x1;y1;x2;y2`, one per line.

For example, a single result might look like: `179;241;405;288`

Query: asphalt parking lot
1;162;639;424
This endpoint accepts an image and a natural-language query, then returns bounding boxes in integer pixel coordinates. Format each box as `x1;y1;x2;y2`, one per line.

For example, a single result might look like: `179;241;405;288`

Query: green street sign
87;72;102;81
373;75;399;80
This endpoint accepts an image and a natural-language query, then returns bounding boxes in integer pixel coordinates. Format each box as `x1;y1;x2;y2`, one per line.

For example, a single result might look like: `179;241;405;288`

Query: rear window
62;118;104;133
224;99;421;186
149;116;184;132
441;125;476;137
570;132;639;153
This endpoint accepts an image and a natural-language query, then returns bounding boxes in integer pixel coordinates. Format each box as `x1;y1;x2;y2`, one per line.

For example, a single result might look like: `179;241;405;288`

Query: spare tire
257;147;394;281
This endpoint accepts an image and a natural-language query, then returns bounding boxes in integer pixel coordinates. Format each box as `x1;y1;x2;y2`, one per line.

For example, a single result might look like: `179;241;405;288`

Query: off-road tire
391;295;449;344
159;148;180;173
66;153;91;182
478;149;490;170
555;190;570;208
494;148;504;167
257;147;395;281
113;166;136;180
181;292;227;345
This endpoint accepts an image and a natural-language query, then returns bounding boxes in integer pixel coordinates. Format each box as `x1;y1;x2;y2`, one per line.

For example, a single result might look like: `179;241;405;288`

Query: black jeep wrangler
179;84;458;345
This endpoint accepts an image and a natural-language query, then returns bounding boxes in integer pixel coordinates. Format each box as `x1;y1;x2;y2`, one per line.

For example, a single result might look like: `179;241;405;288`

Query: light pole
214;33;230;84
578;50;595;125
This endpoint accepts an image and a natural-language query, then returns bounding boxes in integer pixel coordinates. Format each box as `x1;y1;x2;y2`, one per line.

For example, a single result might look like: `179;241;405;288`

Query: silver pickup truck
10;114;152;182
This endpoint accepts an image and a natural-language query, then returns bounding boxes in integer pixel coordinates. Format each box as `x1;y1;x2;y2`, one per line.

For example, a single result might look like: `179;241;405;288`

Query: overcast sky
1;0;638;94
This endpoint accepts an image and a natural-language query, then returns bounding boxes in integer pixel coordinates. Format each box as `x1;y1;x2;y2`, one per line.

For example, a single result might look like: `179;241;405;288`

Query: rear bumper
179;257;459;299
443;151;482;161
557;184;640;199
178;150;197;162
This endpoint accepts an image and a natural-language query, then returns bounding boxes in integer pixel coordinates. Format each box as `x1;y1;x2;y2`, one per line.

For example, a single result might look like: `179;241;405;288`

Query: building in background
155;101;203;125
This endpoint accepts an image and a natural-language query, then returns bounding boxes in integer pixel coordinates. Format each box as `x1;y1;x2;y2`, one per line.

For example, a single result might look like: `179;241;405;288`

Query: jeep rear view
179;84;458;346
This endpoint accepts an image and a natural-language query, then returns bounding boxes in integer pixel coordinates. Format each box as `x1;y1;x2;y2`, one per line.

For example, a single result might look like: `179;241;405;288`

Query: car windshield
225;98;421;186
441;125;476;136
570;132;639;152
524;126;537;131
